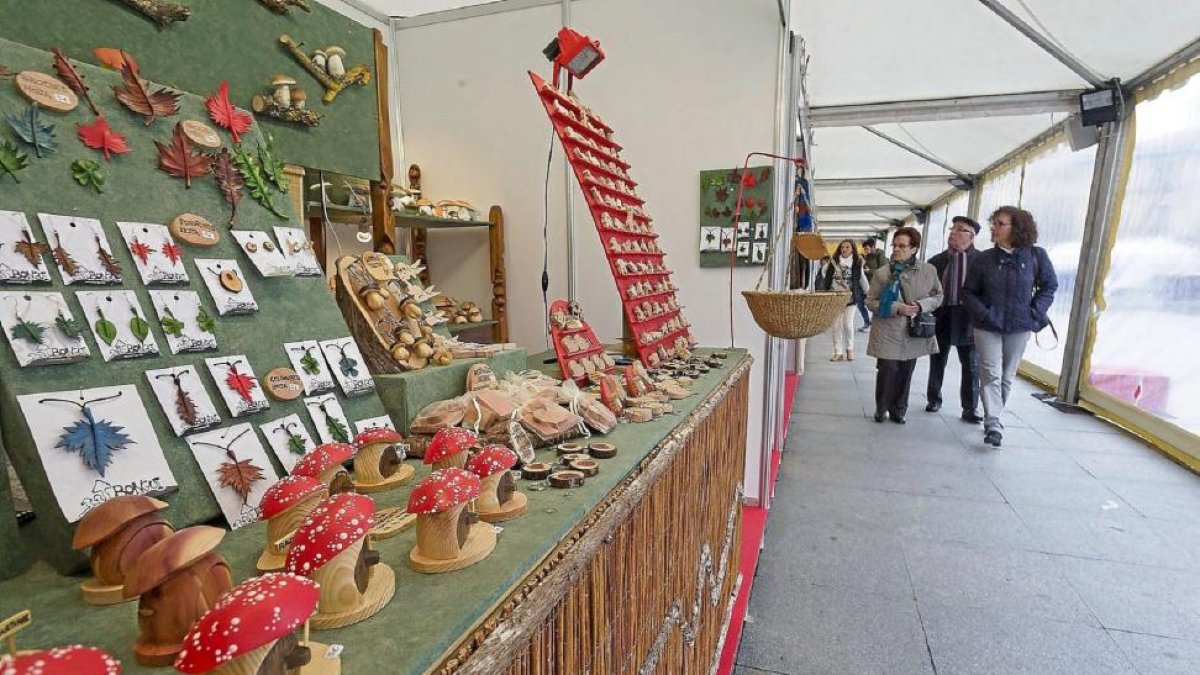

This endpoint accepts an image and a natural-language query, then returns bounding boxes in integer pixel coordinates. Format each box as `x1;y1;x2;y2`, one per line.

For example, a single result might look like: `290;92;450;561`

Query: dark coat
928;247;981;346
961;246;1058;334
863;250;889;278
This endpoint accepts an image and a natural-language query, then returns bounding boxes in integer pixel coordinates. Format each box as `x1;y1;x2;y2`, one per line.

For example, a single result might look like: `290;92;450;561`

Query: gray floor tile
791;397;867;417
780;452;1004;503
1013;503;1197;569
790;413;872;435
1102;478;1200;522
1108;631;1200;675
1070;450;1200;485
1039;429;1157;455
975;445;1094;477
922;604;1136;674
1058;556;1200;640
769;482;917;535
989;471;1133;513
733;665;790;675
899;493;1039;550
755;521;913;601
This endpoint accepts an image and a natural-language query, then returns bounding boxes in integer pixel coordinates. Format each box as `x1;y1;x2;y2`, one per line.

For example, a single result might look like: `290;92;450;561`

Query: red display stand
548;299;614;384
531;72;695;366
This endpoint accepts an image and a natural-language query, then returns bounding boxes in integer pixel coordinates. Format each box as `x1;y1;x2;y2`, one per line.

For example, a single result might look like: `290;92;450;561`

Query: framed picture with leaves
259;413;316;474
144;365;221;437
284;339;335;396
184;423;278;530
76;290;160;361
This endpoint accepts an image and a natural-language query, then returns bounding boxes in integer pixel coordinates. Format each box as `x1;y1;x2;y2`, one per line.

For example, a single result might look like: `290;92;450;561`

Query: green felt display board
0;0;380;180
698;166;774;267
0;38;386;580
374;350;529;431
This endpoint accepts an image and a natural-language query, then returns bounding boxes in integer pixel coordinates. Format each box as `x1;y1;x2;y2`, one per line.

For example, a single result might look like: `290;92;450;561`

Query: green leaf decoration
56;406;130;476
233;145;286;219
6;103;57;158
70;158;104;193
10;319;46;345
299;350;320;375
257;133;288;193
129;314;150;343
339;353;359;378
160;314;185;337
196;306;216;333
286;432;307;456
94;316;117;345
0;139;28;183
325;411;349;444
55;315;85;340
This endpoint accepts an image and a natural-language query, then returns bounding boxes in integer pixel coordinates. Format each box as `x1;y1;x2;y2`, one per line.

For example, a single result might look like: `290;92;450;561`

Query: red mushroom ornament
422;427;477;470
351;428;413;493
291;443;355;495
284;493;394;629
256;476;327;574
406;468;496;573
465;445;526;523
71;495;174;605
175;573;337;675
0;645;121;675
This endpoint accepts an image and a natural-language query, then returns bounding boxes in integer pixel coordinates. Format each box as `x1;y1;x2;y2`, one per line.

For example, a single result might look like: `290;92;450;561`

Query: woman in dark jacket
961;206;1058;447
816;240;869;361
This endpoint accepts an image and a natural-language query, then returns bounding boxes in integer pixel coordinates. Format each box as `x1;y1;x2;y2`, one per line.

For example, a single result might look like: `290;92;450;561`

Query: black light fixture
1080;80;1125;126
911;207;929;225
949;175;974;191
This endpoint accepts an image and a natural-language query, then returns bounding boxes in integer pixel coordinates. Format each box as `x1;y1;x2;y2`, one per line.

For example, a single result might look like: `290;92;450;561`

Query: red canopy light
544;27;605;89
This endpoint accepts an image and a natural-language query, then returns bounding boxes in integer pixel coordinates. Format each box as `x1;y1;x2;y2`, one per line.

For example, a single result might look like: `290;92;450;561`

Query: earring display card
76;290;160;362
284;340;335;396
196;258;258;315
260;413;315;474
354;416;396;434
0;291;91;366
204;355;270;417
274;227;322;277
0;211;52;284
230;231;291;278
15;385;177;523
319;337;374;397
36;214;122;285
117;222;189;285
145;365;221;437
304;394;352;445
148;290;218;354
185;423;278;529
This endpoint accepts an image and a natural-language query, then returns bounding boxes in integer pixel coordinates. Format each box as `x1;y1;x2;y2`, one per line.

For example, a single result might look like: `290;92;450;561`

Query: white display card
354;416;396;435
204;355;270;417
117;221;189;285
0;211;52;284
144;365;221;437
195;258;258;315
284;340;335;396
148;290;218;354
76;290;161;362
185;423;278;529
0;291;90;366
230;230;292;278
36;213;121;285
16;385;177;523
259;413;316;474
273;226;322;276
319;337;375;397
303;394;353;445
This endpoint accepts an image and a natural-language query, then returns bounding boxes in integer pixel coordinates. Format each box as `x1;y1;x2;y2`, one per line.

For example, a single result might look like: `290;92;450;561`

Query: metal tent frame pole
976;0;1108;87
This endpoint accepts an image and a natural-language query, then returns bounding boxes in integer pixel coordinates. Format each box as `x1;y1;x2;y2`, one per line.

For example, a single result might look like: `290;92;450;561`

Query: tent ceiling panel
813;189;910;207
810;127;951;178
869;114;1064;174
358;0;506;18
880;185;955;205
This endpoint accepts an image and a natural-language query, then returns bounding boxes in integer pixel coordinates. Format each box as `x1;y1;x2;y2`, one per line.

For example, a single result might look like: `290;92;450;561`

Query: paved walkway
735;332;1200;675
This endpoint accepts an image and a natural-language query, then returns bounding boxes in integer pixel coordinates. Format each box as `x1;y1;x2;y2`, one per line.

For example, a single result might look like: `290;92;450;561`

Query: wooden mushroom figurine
351;428;414;493
175;573;337;675
71;495;174;606
270;75;295;108
466;445;526;523
422;427;477;471
324;46;346;79
284;494;395;630
407;468;497;574
256;476;328;574
291;443;355;495
122;526;233;667
289;88;308;110
0;645;122;675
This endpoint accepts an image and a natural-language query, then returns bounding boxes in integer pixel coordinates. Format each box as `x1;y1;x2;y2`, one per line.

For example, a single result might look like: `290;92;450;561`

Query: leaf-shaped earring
94;234;121;278
159;305;185;338
192;428;264;504
161;241;183;266
39;390;131;476
13;229;49;268
196;305;216;333
53;297;84;341
128;299;150;343
129;236;152;265
51;230;79;276
155;370;197;426
93;304;117;345
273;420;309;456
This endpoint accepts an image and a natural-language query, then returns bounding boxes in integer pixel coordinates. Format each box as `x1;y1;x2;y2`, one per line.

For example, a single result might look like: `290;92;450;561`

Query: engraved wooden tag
368;507;415;541
170;213;220;248
14;71;77;112
180;120;222;149
361;252;394;282
264;368;304;401
0;609;31;642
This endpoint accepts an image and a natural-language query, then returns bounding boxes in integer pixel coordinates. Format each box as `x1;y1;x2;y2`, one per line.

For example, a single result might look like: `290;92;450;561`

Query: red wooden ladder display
548;299;614;384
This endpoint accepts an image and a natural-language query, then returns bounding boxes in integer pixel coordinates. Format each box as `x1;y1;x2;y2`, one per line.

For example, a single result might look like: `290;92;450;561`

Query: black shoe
984;430;1002;447
926;402;941;412
873;411;885;423
962;411;983;424
889;413;906;424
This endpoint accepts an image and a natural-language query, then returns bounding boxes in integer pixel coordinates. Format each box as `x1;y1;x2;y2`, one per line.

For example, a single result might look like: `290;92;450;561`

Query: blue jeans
855;296;870;326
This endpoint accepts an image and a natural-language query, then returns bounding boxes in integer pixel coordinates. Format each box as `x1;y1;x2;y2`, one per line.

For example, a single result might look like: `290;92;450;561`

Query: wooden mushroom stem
312;540;375;614
354;443;400;485
266;494;323;555
212;632;310;675
91;512;173;586
415;504;473;561
432;451;467;472
136;553;232;663
319;467;354;495
476;472;514;512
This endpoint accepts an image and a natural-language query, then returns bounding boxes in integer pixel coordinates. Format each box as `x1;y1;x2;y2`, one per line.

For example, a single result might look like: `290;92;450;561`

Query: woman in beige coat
867;226;943;423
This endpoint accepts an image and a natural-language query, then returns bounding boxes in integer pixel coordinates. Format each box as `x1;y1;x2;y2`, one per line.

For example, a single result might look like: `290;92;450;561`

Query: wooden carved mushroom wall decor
256;475;327;574
466;445;526;523
175;573;338;675
284;493;395;629
422;427;477;471
0;645;122;675
406;468;497;574
290;443;355;495
121;526;233;667
351;428;413;493
71;495;174;606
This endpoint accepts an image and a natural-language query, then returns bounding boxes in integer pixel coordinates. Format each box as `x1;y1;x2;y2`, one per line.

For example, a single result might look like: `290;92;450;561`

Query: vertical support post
1057;117;1131;403
562;0;577;301
370;29;398;255
488;205;509;343
967;184;982;222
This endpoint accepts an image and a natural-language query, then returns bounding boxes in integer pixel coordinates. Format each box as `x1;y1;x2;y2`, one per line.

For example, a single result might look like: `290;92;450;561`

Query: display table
0;349;751;674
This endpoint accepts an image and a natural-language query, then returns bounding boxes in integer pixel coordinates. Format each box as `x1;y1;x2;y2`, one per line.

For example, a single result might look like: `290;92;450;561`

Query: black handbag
899;273;936;338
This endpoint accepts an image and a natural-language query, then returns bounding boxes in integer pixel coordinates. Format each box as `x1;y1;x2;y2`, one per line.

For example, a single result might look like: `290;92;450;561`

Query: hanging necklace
191;428;264;504
330;340;359;377
273;420;309;456
38;390;131;476
308;395;348;443
206;263;243;293
155;369;198;426
213;359;258;402
290;344;322;376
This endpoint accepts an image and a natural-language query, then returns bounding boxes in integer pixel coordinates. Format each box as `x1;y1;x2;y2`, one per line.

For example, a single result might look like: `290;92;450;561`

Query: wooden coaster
299;642;341;675
559;452;589;465
80;577;129;606
180;120;221;148
310;564;395;630
521;462;552;481
568;458;599;477
478;491;527;523
255;546;287;574
548;470;585;489
409;521;496;574
369;507;416;541
265;368;304;401
15;71;77;112
354;463;415;494
556;442;584;456
170;213;220;247
588;442;617;459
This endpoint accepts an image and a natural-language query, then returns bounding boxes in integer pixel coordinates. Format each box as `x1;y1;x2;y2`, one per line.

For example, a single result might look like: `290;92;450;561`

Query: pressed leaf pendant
10;318;46;345
129;308;150;343
55;313;84;340
42;392;131;477
196;306;216;333
93;307;117;345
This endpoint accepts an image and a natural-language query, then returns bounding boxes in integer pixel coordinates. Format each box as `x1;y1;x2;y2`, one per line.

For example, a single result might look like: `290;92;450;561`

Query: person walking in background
962;206;1058;447
859;238;889;332
816;240;869;361
867;227;943;423
926;216;983;423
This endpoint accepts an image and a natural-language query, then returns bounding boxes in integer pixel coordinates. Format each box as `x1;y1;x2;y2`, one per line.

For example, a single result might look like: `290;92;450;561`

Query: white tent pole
875;188;921;207
815;175;952;190
976;0;1108;87
811;90;1082;126
562;0;577;302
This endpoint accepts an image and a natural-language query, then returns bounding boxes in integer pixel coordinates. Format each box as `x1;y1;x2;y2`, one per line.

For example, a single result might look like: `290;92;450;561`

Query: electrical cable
540;126;555;349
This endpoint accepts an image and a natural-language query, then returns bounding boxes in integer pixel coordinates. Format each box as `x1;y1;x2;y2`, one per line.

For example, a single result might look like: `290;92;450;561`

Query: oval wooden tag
169;213;220;247
264;368;304;401
14;71;78;112
361;252;394;282
180;120;222;149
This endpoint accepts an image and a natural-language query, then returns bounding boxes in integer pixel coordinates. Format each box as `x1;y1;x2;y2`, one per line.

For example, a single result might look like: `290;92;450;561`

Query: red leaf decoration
225;368;257;402
129;238;152;265
155;123;212;188
113;53;180;126
217;457;264;504
51;48;100;116
77;117;130;160
161;241;183;265
205;81;253;146
92;48;137;71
